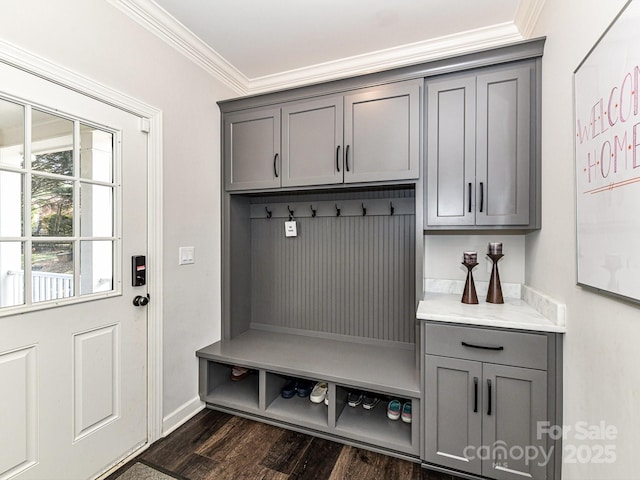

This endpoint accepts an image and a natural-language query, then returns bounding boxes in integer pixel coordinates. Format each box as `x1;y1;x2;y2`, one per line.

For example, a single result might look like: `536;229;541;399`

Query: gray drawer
425;322;547;370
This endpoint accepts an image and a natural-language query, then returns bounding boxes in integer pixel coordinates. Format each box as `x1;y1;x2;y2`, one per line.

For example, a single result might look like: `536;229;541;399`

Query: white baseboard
162;396;205;436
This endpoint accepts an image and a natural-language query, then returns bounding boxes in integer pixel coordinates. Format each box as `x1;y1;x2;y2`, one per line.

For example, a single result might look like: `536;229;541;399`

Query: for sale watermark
461;421;618;470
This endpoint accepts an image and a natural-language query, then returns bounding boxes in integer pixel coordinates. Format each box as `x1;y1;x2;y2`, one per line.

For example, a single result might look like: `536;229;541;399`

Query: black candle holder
486;253;504;304
461;262;479;304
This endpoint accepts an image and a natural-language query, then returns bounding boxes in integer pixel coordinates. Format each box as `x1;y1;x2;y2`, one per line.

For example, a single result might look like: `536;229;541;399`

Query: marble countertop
417;281;566;333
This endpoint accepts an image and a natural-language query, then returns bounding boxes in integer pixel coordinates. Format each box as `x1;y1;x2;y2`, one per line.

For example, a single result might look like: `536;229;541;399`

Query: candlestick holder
486;253;504;304
461;262;479;304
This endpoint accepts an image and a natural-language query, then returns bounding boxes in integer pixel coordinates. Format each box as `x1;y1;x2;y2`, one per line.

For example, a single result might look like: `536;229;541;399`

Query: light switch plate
285;221;297;237
179;246;195;265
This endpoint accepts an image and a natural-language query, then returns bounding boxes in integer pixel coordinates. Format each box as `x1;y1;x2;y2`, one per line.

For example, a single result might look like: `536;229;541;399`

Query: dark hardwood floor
108;408;466;480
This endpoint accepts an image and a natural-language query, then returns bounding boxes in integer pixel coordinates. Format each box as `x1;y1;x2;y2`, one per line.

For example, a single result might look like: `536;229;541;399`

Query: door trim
0;38;164;446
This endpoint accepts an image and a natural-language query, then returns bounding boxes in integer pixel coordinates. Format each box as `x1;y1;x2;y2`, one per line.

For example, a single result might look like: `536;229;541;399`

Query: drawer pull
487;379;492;416
461;341;504;351
473;377;478;413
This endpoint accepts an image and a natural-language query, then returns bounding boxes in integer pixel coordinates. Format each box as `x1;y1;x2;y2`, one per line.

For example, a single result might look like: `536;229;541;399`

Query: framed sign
574;0;640;302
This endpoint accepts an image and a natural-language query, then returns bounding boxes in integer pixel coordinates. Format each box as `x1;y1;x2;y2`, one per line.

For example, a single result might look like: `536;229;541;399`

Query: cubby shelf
197;329;421;458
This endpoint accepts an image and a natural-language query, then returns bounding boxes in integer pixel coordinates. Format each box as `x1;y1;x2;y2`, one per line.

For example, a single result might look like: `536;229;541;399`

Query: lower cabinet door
425;355;482;474
482;364;548;480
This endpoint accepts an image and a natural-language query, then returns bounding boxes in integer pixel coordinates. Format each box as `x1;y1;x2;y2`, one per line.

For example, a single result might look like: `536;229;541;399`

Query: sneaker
230;366;250;382
310;382;328;403
281;379;297;399
347;391;363;407
387;399;401;420
324;395;329;406
362;394;380;410
296;380;314;398
401;401;412;423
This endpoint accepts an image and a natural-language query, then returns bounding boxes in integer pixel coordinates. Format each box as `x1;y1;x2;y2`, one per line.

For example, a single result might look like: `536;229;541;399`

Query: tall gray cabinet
425;62;538;229
199;37;548;472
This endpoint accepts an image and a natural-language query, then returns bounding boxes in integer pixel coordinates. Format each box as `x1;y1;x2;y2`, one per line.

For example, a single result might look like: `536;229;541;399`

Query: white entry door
0;60;149;479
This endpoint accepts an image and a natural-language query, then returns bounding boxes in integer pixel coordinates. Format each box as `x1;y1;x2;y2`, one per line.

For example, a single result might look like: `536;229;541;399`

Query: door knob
133;294;150;306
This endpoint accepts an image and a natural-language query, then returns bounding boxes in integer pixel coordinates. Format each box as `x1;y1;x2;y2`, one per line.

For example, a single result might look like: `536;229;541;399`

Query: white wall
0;0;235;431
529;1;639;478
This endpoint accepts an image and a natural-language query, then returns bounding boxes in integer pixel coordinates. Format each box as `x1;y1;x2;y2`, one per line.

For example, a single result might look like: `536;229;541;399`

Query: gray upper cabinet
224;107;281;191
224;80;421;191
426;62;535;228
344;81;420;183
281;96;343;187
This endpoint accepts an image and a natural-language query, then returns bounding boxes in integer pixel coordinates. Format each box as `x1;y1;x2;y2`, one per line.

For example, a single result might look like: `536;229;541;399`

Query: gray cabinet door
344;81;420;183
482;364;547;480
281;96;343;187
425;355;482;475
224;107;281;191
426;75;476;226
476;65;531;226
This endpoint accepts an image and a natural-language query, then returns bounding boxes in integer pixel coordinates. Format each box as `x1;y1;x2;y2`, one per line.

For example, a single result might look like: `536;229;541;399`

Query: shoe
296;380;314;398
281;379;297;399
387;399;401;420
310;382;328;403
230;366;250;382
324;395;329;406
401;401;412;423
347;391;363;407
362;394;380;410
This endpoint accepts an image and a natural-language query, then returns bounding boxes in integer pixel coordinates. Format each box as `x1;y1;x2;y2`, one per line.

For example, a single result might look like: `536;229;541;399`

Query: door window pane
32;241;73;302
31;177;74;237
0;99;24;168
0;242;24;307
0;171;23;236
80;124;113;182
31;110;73;174
80;241;113;295
80;184;113;237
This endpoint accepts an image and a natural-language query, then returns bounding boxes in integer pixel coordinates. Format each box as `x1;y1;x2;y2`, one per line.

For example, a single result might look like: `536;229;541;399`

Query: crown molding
110;0;526;96
246;23;522;94
514;0;547;38
107;0;248;95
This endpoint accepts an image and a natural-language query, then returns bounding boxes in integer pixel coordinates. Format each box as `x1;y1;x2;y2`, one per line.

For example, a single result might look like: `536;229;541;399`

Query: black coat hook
335;204;341;217
310;205;316;217
287;205;294;221
390;202;394;215
362;203;367;216
265;206;272;219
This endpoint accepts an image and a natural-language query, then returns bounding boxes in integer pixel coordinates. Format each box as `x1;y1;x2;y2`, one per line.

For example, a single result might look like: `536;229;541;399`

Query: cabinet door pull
468;183;472;213
336;145;341;172
473;377;478;413
479;182;484;212
274;153;279;178
461;341;504;351
487;379;492;416
345;145;351;172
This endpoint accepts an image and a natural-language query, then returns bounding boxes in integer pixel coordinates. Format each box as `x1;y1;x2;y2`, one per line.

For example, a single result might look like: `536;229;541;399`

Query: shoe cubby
198;360;260;413
263;373;329;430
333;385;420;456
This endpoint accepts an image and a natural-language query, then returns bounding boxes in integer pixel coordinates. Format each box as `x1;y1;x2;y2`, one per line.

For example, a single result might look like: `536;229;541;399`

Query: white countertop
417;292;566;333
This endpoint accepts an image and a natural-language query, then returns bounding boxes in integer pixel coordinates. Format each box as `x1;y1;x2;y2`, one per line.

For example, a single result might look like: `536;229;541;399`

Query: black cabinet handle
468;183;472;213
479;182;484;212
345;145;350;172
461;341;504;351
336;145;341;173
487;379;492;416
274;153;279;178
473;377;478;413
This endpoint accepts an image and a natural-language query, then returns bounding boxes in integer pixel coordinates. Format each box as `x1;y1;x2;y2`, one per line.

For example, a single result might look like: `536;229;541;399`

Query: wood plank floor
107;409;467;480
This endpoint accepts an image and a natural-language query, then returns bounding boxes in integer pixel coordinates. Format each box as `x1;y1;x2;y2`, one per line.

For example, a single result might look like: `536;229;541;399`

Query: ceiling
110;0;544;95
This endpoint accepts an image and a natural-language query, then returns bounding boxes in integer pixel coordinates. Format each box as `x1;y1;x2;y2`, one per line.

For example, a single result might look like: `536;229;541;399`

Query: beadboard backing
248;190;416;344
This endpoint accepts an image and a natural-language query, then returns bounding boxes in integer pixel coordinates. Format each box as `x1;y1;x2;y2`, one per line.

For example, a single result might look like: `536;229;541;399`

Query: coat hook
287;205;294;221
335;204;341;217
390;202;394;216
310;204;316;217
265;206;272;219
362;203;367;216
